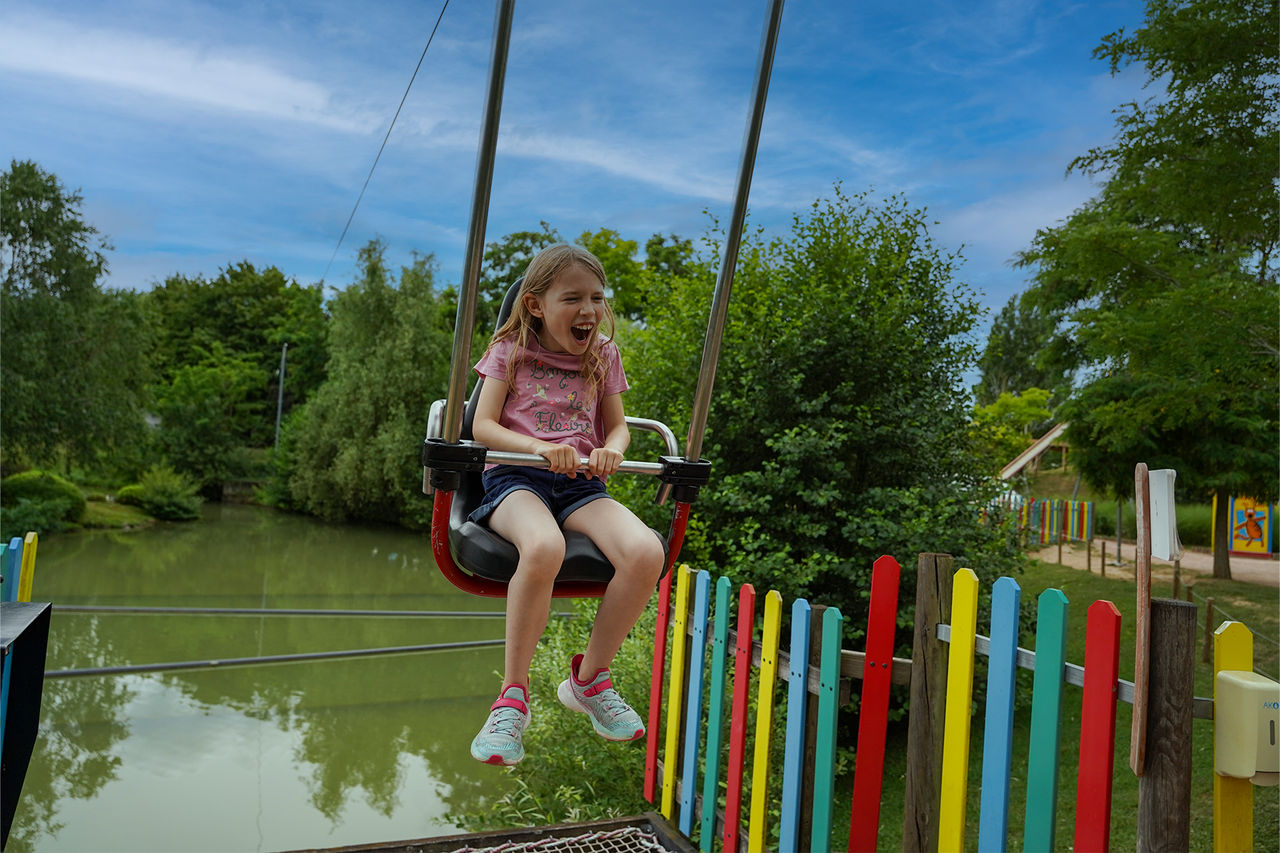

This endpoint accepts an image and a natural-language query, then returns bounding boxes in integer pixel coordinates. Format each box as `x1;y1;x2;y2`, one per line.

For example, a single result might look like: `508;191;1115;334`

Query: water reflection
10;505;515;852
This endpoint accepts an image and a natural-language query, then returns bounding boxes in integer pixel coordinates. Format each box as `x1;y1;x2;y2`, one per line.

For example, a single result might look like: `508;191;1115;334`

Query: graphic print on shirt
525;360;593;439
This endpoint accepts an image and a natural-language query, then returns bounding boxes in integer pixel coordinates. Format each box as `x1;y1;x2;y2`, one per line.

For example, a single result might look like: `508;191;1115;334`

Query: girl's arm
587;392;630;479
472;377;579;474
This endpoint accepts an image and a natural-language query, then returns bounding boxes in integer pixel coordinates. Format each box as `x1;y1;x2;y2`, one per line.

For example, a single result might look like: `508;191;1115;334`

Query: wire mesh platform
289;812;696;853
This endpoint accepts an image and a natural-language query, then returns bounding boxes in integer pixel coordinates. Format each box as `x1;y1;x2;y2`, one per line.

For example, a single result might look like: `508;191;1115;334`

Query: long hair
488;243;617;402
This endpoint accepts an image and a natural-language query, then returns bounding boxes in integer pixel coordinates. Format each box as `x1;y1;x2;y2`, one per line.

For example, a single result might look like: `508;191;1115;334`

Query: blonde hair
488;243;617;402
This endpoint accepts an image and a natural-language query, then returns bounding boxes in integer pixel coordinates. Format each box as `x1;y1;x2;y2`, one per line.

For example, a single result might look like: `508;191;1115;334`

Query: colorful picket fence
0;532;39;750
1029;498;1094;544
640;554;1217;853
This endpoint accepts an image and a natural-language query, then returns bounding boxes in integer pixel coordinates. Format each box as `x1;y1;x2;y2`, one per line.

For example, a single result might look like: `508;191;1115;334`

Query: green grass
80;499;153;529
829;561;1279;852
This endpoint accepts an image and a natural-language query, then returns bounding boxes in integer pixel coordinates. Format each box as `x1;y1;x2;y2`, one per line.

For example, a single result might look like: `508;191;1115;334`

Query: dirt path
1032;539;1279;588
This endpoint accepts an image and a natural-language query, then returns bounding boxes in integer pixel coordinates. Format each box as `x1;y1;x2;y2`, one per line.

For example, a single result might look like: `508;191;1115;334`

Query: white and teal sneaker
470;684;531;766
556;654;645;742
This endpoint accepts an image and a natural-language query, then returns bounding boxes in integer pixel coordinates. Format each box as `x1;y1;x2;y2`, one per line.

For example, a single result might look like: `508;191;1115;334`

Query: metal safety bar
425;400;680;500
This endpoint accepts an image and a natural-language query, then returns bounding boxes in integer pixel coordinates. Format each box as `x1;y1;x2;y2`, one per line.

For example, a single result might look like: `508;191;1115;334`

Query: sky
2;0;1151;328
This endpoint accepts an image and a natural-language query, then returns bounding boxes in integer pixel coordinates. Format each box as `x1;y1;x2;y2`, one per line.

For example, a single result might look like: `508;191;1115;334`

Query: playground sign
1228;496;1274;556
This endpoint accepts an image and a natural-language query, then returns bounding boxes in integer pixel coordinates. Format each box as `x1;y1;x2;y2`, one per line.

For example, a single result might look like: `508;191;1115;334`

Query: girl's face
525;265;606;355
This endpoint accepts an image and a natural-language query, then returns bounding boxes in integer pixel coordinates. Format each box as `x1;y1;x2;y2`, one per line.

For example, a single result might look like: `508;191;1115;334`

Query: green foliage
116;465;202;521
577;228;644;321
143;261;328;447
1;469;87;519
973;292;1071;405
969;388;1053;474
0;498;73;539
1;160;152;472
617;186;1022;636
1015;0;1278;576
450;600;654;830
282;242;450;526
153;342;267;494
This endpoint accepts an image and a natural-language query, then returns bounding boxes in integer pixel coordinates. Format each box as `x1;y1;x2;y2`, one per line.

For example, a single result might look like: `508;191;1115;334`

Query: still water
10;503;517;852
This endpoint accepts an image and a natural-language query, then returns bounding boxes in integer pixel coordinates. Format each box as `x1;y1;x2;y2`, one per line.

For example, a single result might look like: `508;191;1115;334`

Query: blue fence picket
779;598;812;852
978;576;1021;851
679;570;711;835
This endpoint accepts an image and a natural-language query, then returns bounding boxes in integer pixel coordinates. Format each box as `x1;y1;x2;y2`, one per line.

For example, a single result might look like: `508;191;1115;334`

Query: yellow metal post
1213;621;1254;853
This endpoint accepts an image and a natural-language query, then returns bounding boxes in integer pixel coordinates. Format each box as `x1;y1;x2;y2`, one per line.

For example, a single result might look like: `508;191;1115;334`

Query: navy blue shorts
468;465;610;528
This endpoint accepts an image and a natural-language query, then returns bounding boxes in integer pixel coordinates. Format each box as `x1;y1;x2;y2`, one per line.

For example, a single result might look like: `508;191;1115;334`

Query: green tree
576;228;644;321
1017;0;1279;577
283;241;451;525
617;187;1020;625
970;388;1054;475
973;292;1072;405
144;262;328;447
153;342;267;495
0;160;151;474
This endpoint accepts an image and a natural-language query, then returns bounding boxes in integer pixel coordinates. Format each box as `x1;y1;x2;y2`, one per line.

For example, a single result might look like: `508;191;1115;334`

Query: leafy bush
116;466;202;521
1;470;86;521
0;498;73;539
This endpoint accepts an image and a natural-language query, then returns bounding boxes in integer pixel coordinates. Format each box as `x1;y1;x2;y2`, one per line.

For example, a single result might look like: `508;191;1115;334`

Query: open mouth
571;324;593;343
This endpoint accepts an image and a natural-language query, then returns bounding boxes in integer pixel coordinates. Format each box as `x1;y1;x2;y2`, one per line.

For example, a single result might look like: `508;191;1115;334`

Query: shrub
117;466;202;521
0;497;73;540
1;470;86;522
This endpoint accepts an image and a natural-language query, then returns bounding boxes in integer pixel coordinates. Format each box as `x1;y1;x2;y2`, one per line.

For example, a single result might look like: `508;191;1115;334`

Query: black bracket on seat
659;456;712;504
422;438;488;492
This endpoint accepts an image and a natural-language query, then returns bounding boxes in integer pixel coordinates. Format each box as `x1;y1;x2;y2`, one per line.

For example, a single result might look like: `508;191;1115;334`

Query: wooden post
902;553;954;853
1087;536;1093;573
1185;585;1193;604
1202;599;1215;664
1172;559;1181;600
1137;598;1196;852
1100;540;1107;578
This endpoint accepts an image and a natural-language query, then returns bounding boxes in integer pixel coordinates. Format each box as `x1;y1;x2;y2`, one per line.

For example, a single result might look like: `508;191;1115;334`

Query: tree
576;229;644;321
1017;0;1279;577
0;160;150;473
144;262;328;446
970;388;1054;475
153;343;267;495
283;241;451;525
973;293;1072;405
616;186;1020;626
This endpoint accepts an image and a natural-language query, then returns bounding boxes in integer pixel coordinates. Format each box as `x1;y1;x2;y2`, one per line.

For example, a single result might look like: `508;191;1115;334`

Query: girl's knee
517;535;565;579
622;533;665;583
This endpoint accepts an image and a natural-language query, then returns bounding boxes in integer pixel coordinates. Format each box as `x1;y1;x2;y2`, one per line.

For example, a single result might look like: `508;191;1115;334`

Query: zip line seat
424;280;691;596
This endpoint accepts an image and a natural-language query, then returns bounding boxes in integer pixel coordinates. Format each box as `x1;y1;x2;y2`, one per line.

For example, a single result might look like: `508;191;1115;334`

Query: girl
468;243;666;766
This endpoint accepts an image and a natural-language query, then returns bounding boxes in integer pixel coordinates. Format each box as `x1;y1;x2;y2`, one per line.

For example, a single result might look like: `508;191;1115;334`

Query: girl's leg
562;498;665;675
488;490;566;687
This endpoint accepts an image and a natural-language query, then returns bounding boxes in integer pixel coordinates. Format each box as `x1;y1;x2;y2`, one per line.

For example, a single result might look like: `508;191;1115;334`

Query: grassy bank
831;561;1279;851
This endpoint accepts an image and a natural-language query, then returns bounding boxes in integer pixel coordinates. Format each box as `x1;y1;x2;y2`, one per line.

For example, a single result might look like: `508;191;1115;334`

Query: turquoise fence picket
1024;589;1069;851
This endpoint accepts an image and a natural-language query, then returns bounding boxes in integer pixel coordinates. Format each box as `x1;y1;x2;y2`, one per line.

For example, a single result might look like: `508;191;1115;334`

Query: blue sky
2;0;1148;324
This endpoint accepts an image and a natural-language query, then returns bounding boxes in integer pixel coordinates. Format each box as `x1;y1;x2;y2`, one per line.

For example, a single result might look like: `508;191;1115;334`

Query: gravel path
1032;539;1279;588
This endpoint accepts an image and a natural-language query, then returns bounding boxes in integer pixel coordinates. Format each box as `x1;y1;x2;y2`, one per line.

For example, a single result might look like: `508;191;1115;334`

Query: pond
9;503;519;852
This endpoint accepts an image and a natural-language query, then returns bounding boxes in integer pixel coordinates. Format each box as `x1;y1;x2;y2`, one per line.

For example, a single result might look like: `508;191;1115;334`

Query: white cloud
0;12;373;132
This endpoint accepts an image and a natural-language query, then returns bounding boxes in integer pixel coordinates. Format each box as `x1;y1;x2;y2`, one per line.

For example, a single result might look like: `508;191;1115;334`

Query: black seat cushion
446;280;667;584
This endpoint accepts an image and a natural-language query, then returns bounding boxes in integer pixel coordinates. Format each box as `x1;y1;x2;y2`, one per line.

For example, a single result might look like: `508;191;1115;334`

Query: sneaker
470;684;531;766
556;653;645;742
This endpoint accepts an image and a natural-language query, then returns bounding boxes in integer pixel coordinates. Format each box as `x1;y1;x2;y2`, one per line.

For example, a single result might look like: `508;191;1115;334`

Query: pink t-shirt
474;336;629;461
